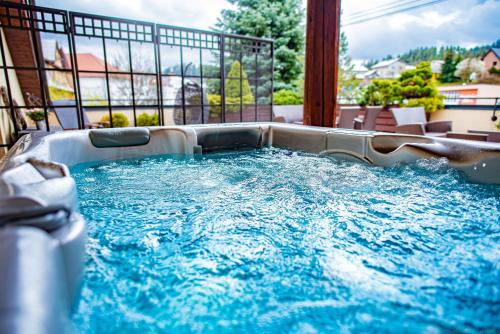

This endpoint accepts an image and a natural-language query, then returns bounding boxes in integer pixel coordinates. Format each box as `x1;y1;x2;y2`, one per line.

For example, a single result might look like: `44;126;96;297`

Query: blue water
70;148;500;334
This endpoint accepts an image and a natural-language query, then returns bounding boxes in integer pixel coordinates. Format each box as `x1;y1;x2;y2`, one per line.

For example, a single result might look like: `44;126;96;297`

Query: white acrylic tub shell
0;123;499;334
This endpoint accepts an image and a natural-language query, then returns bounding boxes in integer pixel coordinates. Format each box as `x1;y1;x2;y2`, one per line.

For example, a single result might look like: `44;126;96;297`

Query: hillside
366;39;500;67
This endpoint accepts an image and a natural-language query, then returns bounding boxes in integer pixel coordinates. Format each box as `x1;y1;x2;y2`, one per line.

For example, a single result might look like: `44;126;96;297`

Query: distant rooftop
57;53;120;77
483;48;500;59
371;58;403;69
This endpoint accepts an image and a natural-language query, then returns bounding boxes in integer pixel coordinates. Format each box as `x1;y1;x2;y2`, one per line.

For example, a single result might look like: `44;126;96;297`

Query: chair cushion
391;107;427;126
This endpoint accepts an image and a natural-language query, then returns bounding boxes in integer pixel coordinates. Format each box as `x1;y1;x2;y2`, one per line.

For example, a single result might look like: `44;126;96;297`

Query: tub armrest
395;123;425;135
425;121;452;133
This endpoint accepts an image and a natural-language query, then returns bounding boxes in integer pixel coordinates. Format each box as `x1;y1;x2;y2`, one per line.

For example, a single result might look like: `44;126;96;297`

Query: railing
0;2;274;141
442;96;499;109
442;97;500;121
337;96;500;118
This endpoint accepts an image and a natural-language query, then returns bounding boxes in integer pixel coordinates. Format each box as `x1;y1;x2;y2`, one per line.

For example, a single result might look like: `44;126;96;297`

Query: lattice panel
158;26;220;49
72;14;154;42
0;4;67;33
224;37;272;55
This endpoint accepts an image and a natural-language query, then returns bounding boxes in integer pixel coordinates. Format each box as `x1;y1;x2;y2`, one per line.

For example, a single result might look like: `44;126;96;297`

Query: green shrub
359;62;444;113
496;121;500;130
136;113;159;126
208;94;222;116
100;112;129;128
404;97;444;113
26;111;45;122
207;94;254;114
400;62;443;113
273;89;303;105
358;79;401;106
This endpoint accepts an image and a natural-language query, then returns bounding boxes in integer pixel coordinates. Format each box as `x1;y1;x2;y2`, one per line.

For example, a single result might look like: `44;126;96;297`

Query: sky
37;0;500;61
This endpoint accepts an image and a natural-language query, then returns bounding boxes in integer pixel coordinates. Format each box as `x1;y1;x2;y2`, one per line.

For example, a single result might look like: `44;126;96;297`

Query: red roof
64;53;121;77
482;48;500;60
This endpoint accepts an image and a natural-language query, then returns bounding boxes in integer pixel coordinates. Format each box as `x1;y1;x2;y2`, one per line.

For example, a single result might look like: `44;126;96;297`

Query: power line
342;0;449;26
343;0;449;25
345;0;430;20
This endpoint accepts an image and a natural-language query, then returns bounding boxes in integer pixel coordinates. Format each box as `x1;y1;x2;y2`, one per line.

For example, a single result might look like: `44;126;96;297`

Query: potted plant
26;111;46;130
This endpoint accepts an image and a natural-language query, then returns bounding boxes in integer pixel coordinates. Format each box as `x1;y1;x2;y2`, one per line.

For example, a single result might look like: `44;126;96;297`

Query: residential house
66;53;115;104
369;59;408;79
43;40;74;98
352;62;369;80
430;60;444;80
482;48;500;71
42;40;126;104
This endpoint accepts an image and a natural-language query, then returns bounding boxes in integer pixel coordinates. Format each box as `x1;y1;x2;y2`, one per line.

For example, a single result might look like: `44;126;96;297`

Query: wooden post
304;0;341;127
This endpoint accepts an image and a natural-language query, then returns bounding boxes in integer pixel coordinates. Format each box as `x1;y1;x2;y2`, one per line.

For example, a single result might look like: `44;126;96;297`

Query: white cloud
385;11;459;31
38;0;500;61
342;0;500;60
37;0;232;30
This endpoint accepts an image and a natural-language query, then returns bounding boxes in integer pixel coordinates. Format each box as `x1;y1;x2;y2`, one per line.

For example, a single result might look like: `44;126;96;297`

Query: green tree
337;31;361;103
358;79;401;107
208;61;255;113
400;62;444;113
399;61;435;98
371;39;500;66
339;31;351;70
216;0;304;90
440;51;458;83
359;62;444;113
225;61;253;101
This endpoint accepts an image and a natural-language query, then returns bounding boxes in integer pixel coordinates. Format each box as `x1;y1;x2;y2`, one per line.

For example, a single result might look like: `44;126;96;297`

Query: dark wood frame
304;0;341;127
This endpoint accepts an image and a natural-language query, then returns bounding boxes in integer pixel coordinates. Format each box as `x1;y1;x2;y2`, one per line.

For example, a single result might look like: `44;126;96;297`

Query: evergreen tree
366;59;378;69
359;62;444;113
337;31;360;103
225;61;253;101
216;0;304;90
399;62;444;113
223;61;254;112
440;51;458;83
339;31;351;70
375;40;499;66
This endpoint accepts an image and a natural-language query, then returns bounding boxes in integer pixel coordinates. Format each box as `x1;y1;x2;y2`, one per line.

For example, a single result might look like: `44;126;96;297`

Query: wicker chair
391;107;451;137
354;106;382;131
336;106;360;129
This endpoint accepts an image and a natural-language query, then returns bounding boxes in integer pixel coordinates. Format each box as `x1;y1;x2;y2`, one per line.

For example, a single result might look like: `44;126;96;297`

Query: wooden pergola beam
303;0;341;127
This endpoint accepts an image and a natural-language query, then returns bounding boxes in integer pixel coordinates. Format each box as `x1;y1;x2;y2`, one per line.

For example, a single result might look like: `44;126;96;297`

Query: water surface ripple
70;148;500;333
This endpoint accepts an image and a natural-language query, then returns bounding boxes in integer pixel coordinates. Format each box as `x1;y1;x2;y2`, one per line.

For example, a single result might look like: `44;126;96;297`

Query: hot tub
1;124;499;333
